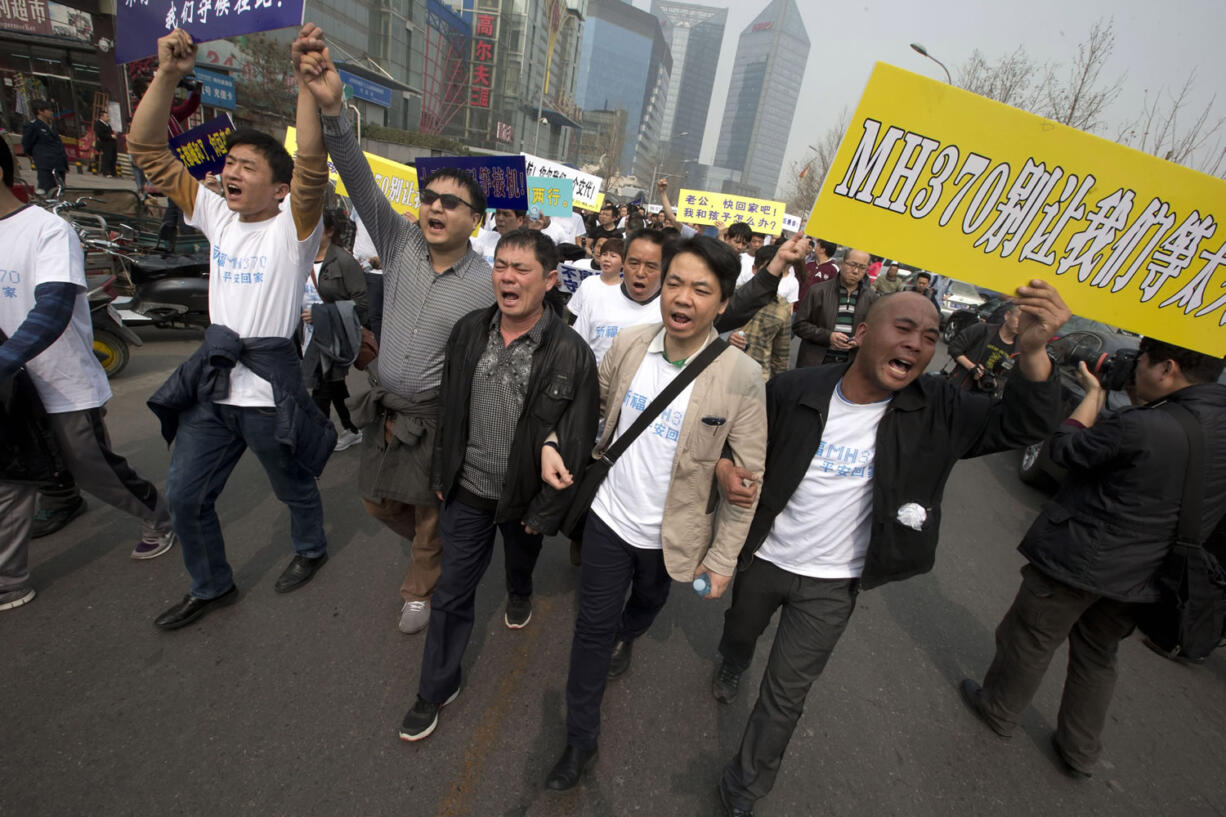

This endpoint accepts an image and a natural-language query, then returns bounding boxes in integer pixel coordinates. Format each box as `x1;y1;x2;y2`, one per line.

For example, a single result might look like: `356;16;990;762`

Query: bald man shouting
711;283;1070;817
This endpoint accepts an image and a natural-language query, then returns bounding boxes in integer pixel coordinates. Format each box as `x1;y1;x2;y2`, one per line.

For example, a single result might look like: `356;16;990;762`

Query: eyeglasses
420;188;478;212
843;261;869;271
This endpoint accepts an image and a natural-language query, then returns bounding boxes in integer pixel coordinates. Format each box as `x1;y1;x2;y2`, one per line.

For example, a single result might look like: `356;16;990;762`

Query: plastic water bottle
693;573;711;597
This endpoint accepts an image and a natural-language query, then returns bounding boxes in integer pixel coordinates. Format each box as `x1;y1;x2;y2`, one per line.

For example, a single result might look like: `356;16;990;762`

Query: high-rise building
448;0;588;160
712;0;809;198
574;0;671;184
651;0;725;190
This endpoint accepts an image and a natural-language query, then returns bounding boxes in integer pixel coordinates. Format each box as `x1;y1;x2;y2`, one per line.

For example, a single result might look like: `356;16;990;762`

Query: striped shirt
321;113;494;398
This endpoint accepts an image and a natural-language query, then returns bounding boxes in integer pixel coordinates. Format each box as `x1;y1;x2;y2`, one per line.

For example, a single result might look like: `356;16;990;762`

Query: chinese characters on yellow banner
807;62;1226;356
677;189;786;234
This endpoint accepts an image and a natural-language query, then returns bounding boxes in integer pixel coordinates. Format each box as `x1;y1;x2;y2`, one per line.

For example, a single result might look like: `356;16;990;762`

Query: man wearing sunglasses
295;25;495;637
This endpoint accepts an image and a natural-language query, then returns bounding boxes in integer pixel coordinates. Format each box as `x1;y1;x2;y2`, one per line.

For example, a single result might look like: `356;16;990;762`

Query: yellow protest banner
678;189;785;234
285;126;419;215
807;63;1226;356
576;190;606;213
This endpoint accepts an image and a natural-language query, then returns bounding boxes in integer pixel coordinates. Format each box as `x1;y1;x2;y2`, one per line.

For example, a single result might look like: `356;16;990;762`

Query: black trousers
719;557;859;809
416;494;543;703
311;378;356;433
564;512;673;751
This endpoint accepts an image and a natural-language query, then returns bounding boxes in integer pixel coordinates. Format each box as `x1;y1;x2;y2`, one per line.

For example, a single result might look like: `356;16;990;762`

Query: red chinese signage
0;0;53;36
470;11;497;109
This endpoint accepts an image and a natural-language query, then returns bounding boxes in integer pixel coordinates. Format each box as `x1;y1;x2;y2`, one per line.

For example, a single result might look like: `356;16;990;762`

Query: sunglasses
420;188;478;212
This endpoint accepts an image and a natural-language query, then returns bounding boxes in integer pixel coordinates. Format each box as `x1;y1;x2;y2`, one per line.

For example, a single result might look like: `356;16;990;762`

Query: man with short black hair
799;238;838;304
130;28;334;629
794;247;876;368
947;303;1021;392
908;270;939;308
540;233;775;791
397;228;598;742
297;27;497;635
725;222;753;254
960;336;1226;779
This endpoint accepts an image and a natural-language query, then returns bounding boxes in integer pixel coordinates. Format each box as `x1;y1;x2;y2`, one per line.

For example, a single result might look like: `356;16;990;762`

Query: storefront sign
469;10;496;109
169;113;233;180
116;0;306;64
415;155;528;210
807;62;1226;355
0;0;53;36
336;68;392;109
194;66;235;110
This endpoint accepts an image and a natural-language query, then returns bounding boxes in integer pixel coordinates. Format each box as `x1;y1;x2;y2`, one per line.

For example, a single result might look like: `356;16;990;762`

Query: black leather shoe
545;744;597;791
607;638;632;679
274;553;328;594
958;678;1011;739
154;585;238;630
717;781;755;817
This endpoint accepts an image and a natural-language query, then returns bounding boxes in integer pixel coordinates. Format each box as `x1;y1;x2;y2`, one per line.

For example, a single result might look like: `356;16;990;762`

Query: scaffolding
419;0;471;135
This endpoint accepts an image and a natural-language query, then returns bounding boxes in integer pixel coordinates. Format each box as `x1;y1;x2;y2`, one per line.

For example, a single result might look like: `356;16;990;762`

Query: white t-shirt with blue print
756;382;891;578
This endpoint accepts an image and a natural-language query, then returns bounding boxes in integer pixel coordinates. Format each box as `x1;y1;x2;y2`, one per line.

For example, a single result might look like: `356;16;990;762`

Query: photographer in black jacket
960;338;1226;779
397;228;599;743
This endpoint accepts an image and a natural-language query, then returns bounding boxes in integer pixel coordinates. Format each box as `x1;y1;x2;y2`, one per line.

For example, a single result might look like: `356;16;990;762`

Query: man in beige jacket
539;234;788;791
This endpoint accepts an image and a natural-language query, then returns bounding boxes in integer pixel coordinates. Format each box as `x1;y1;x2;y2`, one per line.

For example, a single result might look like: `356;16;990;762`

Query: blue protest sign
414;155;528;211
336;69;392;109
528;175;573;218
556;262;597;295
194;67;236;110
115;0;306;64
169;114;234;180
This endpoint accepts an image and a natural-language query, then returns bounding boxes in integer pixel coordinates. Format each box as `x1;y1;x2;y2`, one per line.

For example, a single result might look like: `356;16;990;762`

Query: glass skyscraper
651;0;726;188
713;0;809;198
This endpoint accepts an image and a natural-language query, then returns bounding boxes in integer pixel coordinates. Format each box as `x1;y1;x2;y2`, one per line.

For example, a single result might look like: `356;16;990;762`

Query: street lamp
909;42;952;85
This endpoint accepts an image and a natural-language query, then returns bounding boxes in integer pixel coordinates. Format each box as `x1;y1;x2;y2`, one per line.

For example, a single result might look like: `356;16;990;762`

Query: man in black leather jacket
397;228;599;743
961;337;1226;779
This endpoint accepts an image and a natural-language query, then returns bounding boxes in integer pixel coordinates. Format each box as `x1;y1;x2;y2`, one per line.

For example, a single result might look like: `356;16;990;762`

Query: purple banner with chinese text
115;0;305;64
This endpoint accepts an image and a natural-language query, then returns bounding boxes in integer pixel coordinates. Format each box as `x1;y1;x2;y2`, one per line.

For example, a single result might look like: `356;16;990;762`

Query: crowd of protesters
1;24;1224;817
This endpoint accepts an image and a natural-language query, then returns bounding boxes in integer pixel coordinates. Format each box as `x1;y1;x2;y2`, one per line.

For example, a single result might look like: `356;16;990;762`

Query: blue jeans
165;401;326;599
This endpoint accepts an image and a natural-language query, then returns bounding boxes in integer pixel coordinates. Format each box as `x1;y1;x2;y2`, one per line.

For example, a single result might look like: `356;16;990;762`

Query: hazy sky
631;0;1226;196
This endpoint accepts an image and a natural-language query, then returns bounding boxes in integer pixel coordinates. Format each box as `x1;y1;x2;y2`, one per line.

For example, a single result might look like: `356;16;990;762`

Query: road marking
433;596;555;817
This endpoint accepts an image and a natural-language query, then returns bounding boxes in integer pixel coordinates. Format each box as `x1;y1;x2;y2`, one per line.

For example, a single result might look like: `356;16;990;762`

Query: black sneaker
398;689;459;742
31;496;87;539
712;660;742;704
505;594;532;629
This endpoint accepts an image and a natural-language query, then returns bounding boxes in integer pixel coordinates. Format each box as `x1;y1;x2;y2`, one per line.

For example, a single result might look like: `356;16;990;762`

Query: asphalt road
3;332;1224;817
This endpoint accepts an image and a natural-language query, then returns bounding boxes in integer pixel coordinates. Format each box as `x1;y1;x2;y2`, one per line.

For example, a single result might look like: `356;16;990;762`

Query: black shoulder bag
0;328;67;486
1133;402;1226;661
561;338;729;539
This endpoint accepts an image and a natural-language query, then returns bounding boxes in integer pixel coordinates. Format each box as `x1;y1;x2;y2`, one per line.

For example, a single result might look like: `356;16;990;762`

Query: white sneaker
334;429;363;452
398;599;430;634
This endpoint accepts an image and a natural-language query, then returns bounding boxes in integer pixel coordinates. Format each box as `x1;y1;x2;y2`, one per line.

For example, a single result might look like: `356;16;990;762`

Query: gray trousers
977;564;1135;772
0;407;171;592
720;557;860;809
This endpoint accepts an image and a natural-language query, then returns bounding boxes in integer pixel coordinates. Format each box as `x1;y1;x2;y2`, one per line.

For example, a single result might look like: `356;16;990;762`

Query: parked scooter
84;235;210;330
87;274;143;378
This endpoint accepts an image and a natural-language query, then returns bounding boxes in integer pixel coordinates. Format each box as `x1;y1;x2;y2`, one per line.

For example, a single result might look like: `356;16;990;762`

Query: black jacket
315;243;369;326
793;275;877;368
1020;383;1226;603
21;118;67;172
741;362;1061;589
432;305;599;534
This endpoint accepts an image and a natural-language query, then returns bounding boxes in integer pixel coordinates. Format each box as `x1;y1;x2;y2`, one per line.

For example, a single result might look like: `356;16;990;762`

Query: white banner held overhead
521;152;603;210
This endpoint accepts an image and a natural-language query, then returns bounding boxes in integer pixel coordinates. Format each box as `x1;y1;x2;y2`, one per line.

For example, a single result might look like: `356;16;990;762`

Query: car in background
930;276;986;327
941;296;1012;343
1017;319;1140;489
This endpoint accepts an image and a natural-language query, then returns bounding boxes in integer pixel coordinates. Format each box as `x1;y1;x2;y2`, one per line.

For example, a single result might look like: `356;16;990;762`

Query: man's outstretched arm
128;29;199;217
289;24;330;241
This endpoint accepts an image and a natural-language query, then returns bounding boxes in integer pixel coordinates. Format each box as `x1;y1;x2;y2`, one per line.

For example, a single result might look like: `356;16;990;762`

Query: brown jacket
793;275;876;368
594;322;767;579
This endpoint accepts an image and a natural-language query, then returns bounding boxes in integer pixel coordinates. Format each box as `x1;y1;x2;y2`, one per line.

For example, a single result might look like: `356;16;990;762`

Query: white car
931;276;986;327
